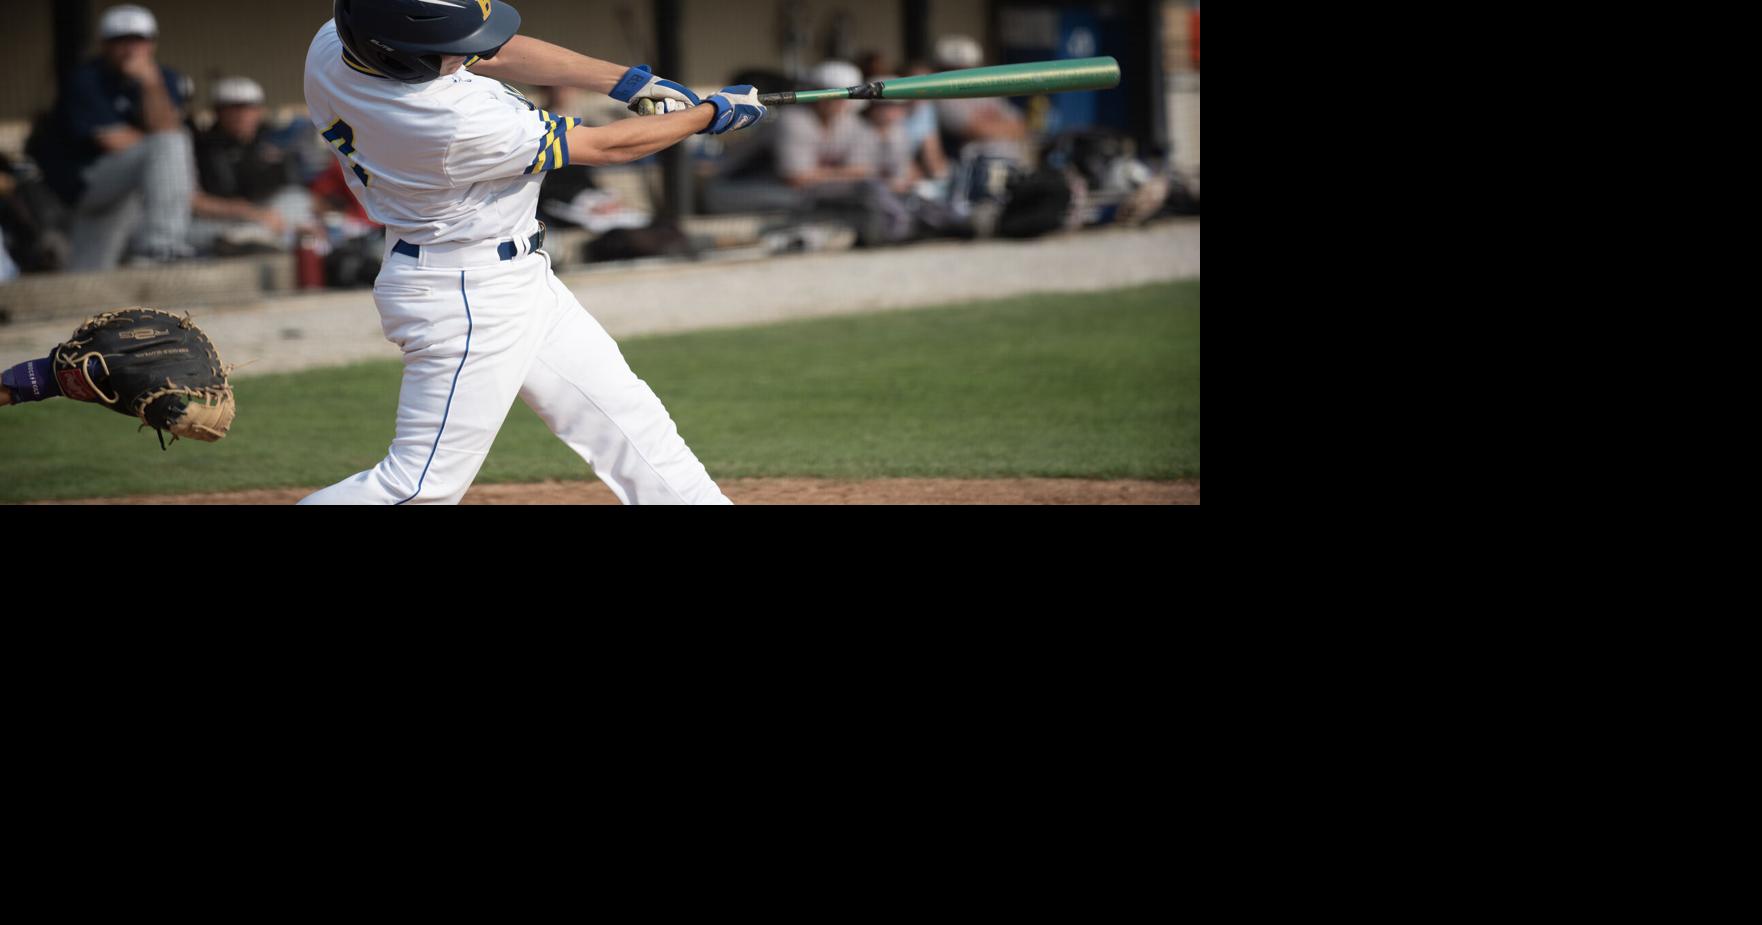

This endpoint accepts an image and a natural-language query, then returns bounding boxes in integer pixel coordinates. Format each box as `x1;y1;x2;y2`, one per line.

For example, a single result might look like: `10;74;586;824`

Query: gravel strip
1;220;1198;378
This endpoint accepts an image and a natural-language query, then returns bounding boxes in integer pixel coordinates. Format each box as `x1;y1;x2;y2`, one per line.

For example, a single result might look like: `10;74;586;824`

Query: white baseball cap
806;61;867;111
935;36;983;70
212;76;265;107
99;5;158;41
808;61;864;92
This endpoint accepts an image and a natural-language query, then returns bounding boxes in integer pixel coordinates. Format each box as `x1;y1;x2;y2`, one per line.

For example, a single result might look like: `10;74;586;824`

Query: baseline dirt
32;478;1199;505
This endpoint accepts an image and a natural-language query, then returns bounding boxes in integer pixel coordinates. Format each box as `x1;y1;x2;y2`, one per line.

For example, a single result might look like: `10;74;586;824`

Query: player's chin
438;55;467;76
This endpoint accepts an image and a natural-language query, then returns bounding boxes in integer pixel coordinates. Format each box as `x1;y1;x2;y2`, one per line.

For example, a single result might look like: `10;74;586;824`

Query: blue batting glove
700;85;766;135
610;64;701;114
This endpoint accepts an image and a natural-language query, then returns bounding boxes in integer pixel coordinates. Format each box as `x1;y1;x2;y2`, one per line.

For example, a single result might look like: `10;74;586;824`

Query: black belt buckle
530;221;546;255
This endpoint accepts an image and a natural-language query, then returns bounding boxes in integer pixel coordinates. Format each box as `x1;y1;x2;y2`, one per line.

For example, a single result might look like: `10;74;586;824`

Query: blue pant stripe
396;271;473;505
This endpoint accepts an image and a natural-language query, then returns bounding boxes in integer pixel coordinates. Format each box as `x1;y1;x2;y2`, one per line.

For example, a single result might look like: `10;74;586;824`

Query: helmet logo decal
478;0;492;20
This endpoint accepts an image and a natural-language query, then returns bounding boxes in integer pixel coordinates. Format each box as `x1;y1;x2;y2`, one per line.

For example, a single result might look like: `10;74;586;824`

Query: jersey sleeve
62;66;122;138
442;93;582;185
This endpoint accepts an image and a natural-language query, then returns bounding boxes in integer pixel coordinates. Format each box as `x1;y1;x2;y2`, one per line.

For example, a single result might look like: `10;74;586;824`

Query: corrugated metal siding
0;2;56;121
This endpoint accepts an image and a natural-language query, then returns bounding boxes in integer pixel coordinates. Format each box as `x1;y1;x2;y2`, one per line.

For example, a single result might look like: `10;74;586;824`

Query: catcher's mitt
51;307;235;447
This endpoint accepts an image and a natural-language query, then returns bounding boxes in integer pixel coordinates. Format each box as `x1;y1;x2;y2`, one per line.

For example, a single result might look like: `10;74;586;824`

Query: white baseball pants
299;241;730;505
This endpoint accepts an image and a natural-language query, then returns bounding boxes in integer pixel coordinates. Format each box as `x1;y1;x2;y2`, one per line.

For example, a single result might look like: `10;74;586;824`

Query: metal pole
655;0;692;221
52;0;94;87
902;0;930;66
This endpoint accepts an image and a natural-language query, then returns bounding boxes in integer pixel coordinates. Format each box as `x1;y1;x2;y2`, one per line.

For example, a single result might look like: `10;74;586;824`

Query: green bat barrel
761;57;1121;106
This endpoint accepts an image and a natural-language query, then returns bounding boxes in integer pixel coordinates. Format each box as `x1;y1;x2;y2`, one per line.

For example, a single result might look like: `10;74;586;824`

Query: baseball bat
635;57;1120;115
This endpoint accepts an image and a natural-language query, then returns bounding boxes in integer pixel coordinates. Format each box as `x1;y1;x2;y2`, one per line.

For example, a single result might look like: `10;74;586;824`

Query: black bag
0;152;71;273
586;221;696;263
324;233;385;288
997;169;1073;239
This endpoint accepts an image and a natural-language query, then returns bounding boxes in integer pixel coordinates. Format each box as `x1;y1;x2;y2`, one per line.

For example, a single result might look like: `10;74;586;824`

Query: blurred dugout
2;1;1197;317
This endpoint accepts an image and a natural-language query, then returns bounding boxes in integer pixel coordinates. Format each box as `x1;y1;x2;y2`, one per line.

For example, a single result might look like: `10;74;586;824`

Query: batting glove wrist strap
700;86;765;135
611;64;701;108
2;357;60;403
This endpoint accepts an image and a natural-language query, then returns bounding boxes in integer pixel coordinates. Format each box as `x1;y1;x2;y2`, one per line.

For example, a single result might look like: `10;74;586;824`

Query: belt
391;223;546;265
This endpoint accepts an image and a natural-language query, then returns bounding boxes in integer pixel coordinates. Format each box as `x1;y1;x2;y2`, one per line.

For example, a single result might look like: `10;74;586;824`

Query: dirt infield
34;478;1199;505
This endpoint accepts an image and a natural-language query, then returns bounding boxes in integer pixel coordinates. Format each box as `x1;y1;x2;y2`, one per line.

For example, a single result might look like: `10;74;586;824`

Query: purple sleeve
2;357;59;403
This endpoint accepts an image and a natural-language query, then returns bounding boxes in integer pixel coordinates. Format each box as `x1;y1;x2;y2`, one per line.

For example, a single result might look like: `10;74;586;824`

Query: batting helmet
333;0;522;83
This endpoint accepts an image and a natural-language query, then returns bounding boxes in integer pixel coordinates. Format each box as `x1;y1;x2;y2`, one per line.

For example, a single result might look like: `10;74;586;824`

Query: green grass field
1;280;1199;502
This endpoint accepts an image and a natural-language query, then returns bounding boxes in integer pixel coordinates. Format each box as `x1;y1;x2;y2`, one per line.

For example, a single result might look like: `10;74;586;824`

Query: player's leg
67;191;143;272
66;131;196;269
518;265;730;505
67;143;151;272
300;266;538;505
130;130;196;261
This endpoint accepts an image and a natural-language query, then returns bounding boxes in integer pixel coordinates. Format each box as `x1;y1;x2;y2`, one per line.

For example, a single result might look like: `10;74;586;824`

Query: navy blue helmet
333;0;522;83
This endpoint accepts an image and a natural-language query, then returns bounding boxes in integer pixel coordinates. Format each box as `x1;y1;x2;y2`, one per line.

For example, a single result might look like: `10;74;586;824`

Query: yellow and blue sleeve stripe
525;112;581;173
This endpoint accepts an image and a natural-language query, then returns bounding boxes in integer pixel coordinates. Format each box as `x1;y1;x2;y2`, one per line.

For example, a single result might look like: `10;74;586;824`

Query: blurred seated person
931;36;1031;166
864;80;950;194
529;85;651;233
1;153;71;274
30;5;197;270
773;60;912;245
189;76;316;254
1;226;16;283
899;61;950;180
776;61;878;189
854;50;892;84
309;156;372;226
857;52;947;179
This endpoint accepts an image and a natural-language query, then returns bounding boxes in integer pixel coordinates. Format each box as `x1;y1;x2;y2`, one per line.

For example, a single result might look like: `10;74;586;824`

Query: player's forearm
192;191;266;223
137;71;180;133
566;107;714;166
94;126;145;153
470;35;628;95
786;164;875;187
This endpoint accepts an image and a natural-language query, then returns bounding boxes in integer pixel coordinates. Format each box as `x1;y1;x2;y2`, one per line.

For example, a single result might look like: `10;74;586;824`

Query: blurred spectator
775;60;912;245
854;50;891;83
1;153;70;274
0;226;16;283
532;85;650;234
899;61;950;181
189;76;315;254
29;5;196;270
932;36;1030;166
862;83;965;240
777;61;875;188
0;165;12;281
309;157;370;225
864;94;918;193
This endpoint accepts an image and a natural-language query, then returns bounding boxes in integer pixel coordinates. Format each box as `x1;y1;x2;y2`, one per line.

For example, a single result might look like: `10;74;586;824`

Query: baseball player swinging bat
636;57;1120;115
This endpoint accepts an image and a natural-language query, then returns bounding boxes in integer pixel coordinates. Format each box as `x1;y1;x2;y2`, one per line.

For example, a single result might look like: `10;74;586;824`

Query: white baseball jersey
297;18;729;506
303;18;579;245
